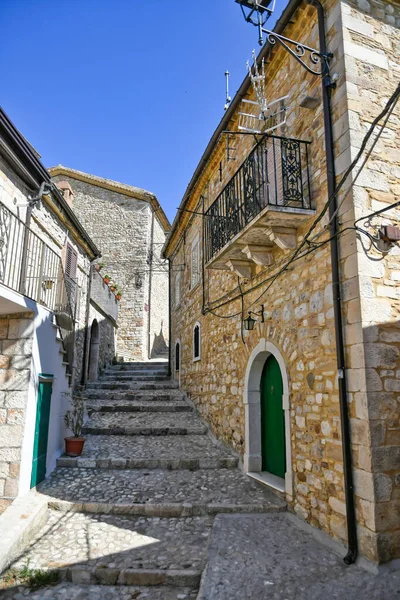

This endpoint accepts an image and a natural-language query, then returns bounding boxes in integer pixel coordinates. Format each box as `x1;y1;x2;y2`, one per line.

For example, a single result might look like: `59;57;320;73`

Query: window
175;272;181;307
193;322;201;361
175;341;180;372
191;236;200;289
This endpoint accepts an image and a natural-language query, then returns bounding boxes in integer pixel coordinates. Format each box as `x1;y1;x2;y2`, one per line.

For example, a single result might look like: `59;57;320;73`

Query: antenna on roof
224;71;232;111
238;50;288;134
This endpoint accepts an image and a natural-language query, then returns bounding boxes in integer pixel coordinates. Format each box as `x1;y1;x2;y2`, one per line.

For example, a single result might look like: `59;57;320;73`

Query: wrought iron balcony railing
0;200;76;374
204;134;312;263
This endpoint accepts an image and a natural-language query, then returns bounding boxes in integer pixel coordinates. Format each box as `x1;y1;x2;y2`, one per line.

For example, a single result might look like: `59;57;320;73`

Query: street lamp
243;305;265;331
235;0;333;77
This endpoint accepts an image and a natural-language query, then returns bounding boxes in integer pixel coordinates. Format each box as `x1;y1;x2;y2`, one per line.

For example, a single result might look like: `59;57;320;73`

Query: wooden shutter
65;243;78;279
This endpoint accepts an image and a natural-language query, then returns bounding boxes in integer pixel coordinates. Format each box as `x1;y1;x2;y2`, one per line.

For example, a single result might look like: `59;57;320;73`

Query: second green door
31;375;53;488
261;355;286;478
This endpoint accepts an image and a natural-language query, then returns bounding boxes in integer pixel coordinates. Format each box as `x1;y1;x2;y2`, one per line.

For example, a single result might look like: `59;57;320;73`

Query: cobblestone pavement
38;467;285;511
82;412;207;435
56;434;238;470
197;513;400;600
1;583;198;599
84;390;185;400
13;511;212;572
86;399;191;412
3;362;285;598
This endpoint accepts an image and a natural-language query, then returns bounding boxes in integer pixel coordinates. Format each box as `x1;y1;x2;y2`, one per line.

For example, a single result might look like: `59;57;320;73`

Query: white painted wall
0;286;71;496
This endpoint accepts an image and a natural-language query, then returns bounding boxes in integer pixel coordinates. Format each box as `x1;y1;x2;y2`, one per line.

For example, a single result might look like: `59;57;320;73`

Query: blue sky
1;0;284;223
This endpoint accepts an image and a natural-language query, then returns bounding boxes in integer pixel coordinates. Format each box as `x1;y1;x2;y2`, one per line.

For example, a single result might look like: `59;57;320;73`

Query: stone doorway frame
243;338;293;499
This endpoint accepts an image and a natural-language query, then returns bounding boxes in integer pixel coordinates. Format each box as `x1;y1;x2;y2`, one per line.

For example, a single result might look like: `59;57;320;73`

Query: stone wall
167;0;399;563
338;0;400;563
51;174;169;361
0;312;33;513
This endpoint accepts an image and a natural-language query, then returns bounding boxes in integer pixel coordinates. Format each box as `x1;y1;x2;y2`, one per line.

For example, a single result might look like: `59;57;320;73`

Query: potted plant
116;291;122;301
109;282;116;293
64;387;85;456
103;274;110;284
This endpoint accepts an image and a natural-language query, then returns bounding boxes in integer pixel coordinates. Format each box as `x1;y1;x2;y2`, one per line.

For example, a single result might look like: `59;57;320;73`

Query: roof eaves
49;165;171;233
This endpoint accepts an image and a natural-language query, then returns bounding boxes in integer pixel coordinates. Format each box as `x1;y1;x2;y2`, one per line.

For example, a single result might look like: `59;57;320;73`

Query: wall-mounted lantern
243;304;265;331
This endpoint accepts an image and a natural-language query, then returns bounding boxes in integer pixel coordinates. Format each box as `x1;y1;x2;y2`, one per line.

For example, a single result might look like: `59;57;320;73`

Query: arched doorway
243;339;292;498
88;319;100;381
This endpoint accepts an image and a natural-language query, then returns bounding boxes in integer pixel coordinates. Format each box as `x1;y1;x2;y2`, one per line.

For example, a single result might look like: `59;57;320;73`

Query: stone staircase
4;362;285;599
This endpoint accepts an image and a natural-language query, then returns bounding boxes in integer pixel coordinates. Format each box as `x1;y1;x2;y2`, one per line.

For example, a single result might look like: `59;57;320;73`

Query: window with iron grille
175;341;180;372
191;236;200;289
193;322;201;361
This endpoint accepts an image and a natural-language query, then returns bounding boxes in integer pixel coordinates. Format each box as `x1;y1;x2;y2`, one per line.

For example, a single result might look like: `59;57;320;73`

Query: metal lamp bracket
262;30;333;77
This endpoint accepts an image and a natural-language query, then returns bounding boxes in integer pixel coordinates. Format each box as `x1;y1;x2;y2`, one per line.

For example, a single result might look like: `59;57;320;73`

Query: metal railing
204;134;312;262
0;200;76;374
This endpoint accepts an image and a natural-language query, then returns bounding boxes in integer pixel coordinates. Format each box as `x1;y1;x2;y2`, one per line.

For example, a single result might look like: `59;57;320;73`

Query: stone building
0;107;113;511
50;166;170;362
164;0;400;564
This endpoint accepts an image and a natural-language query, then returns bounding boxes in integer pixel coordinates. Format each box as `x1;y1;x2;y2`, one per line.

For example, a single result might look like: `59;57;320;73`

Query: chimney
57;180;74;207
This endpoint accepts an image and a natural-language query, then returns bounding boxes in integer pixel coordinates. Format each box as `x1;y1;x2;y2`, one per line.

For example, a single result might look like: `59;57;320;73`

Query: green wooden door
261;355;286;478
30;374;53;488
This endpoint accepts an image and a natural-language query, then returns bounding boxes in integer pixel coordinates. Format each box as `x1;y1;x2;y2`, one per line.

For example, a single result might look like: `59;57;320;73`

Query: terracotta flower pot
110;286;116;292
65;437;85;457
103;277;110;284
116;294;121;301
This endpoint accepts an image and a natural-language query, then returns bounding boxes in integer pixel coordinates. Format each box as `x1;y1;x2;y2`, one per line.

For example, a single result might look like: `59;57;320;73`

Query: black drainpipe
309;0;357;564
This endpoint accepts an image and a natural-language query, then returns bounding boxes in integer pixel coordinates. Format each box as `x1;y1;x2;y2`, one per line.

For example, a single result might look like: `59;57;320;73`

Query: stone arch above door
243;338;293;499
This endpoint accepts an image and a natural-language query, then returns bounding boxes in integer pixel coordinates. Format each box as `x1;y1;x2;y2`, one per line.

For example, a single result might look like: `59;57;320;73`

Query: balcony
204;135;315;275
0;200;76;368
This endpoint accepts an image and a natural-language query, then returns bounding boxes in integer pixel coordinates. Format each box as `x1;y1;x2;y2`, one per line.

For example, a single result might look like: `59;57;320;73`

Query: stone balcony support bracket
265;226;297;250
226;260;254;279
241;245;274;267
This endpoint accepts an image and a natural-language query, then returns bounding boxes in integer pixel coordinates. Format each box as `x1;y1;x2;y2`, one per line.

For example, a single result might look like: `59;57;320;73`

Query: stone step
82;412;207;436
10;511;211;589
86;381;179;390
39;468;286;516
86;399;192;413
108;362;169;370
104;366;169;371
105;369;170;376
0;583;198;599
84;390;185;401
57;434;238;470
101;375;170;382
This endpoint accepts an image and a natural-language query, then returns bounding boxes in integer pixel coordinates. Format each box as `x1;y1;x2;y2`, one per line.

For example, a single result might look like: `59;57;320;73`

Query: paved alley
1;362;284;598
1;362;399;599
